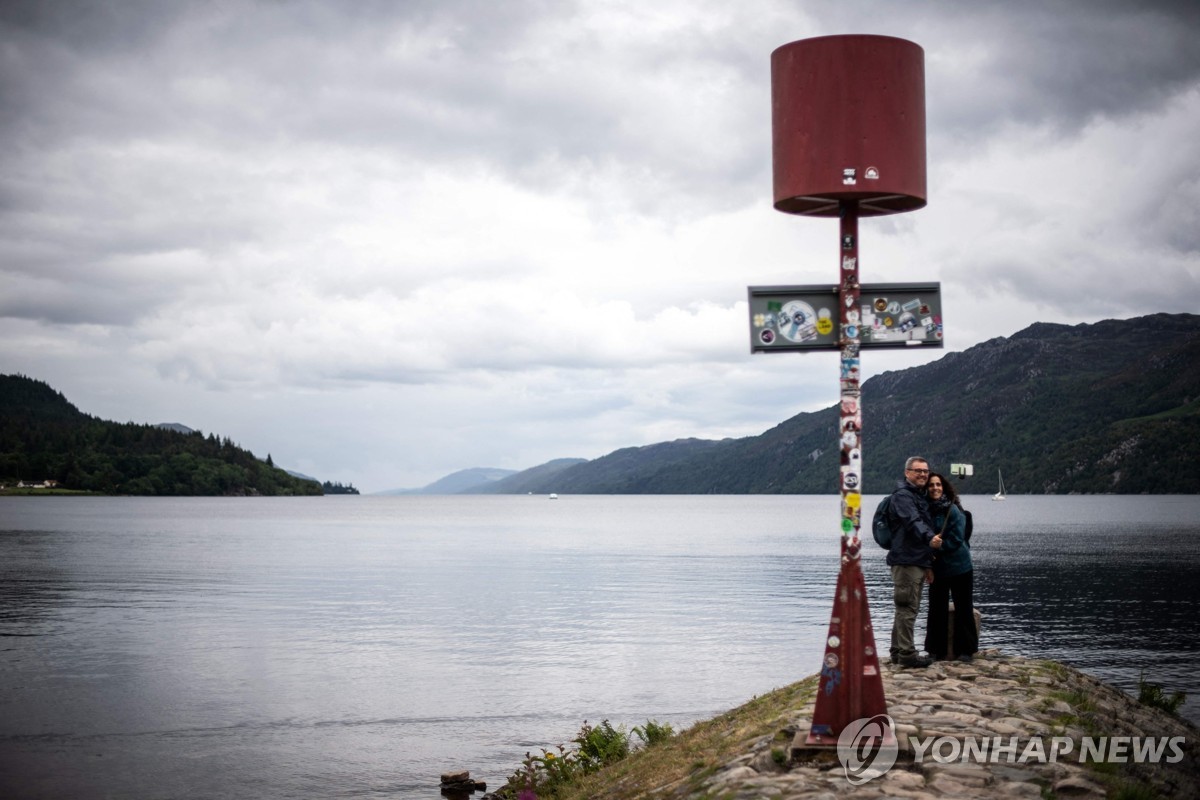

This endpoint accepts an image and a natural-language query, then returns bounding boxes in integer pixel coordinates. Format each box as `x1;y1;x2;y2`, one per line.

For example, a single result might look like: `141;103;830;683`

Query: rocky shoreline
695;650;1197;799
471;650;1197;799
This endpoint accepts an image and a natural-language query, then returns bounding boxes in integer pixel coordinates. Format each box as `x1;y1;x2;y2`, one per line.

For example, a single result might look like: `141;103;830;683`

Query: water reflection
0;495;1197;800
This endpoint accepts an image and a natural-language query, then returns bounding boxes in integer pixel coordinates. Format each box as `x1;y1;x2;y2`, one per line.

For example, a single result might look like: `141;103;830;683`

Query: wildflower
517;790;537;800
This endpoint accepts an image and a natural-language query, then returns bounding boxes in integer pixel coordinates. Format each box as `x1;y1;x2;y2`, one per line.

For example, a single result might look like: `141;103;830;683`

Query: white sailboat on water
992;469;1007;501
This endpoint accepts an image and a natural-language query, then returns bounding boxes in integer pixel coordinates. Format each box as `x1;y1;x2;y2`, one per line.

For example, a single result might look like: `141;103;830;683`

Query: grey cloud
931;0;1200;136
804;0;1200;145
0;274;153;326
1;0;770;221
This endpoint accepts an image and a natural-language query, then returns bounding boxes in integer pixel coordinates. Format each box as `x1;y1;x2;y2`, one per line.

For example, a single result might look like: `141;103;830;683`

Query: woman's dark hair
928;472;960;506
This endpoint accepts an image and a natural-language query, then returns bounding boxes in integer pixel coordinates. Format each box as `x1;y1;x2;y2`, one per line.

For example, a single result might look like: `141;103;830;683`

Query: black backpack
871;495;894;548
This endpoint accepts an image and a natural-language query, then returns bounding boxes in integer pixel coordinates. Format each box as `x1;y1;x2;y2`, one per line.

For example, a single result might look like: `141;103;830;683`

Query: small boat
992;469;1007;501
549;493;558;500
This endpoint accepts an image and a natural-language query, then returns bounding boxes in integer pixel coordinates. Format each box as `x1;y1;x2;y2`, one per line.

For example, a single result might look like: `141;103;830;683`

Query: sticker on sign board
824;653;839;669
759;329;775;344
841;430;858;449
777;300;818;343
842;256;857;271
816;317;833;335
842;168;856;185
842;234;854;250
865;166;880;180
828;635;841;648
846;309;860;324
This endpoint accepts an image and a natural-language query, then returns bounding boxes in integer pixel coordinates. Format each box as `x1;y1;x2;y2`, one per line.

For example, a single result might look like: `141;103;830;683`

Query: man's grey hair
905;456;928;470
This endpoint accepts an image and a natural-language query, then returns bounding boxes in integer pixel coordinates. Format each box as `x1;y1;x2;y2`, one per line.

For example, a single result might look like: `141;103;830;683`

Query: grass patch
1109;779;1162;800
498;677;817;800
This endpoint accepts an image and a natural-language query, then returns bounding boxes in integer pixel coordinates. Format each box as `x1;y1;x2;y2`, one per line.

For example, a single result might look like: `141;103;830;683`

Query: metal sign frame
748;282;943;352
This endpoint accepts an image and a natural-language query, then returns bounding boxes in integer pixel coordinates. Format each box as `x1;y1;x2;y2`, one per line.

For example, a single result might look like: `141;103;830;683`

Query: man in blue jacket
887;456;943;668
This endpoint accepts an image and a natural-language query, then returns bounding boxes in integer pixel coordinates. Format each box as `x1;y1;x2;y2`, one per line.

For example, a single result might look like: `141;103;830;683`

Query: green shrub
498;718;669;798
575;719;630;770
632;719;674;747
1137;672;1187;716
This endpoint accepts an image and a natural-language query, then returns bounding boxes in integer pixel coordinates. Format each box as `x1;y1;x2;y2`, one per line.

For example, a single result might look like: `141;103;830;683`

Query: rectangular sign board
748;282;943;353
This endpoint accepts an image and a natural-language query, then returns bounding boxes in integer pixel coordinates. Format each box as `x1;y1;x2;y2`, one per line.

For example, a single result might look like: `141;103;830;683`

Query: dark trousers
924;569;977;659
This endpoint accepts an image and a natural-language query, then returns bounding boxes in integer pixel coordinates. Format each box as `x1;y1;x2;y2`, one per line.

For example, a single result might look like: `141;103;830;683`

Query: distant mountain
375;467;520;495
474;313;1200;495
156;422;196;435
467;458;589;494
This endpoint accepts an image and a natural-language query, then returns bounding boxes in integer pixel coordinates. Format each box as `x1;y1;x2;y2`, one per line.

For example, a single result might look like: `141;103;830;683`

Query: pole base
806;542;890;740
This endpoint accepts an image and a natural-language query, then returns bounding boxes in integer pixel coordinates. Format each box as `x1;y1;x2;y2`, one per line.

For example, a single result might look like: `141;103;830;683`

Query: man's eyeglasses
906;468;929;474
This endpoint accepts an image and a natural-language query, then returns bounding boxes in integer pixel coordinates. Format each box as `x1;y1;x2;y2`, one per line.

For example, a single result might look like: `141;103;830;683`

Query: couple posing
885;455;977;668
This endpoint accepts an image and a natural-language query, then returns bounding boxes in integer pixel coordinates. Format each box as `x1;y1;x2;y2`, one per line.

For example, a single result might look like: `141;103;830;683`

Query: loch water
2;494;1198;799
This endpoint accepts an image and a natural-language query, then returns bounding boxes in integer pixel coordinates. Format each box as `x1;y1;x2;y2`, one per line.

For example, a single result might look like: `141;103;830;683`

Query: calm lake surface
2;495;1198;799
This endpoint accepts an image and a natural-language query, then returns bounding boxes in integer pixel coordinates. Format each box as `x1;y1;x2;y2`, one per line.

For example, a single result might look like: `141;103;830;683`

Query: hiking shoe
899;655;932;668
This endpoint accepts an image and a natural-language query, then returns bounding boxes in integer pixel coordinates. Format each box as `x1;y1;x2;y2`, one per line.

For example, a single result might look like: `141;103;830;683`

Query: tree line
1;374;323;496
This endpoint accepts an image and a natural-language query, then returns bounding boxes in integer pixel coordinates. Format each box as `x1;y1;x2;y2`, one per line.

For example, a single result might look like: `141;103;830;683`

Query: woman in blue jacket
924;472;978;662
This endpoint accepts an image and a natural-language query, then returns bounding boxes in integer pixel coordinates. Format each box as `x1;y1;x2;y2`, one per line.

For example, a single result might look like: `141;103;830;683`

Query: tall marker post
748;34;943;745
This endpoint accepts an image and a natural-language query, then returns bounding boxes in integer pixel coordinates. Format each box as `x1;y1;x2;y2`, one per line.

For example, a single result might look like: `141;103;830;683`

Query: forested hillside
477;313;1200;495
0;375;322;496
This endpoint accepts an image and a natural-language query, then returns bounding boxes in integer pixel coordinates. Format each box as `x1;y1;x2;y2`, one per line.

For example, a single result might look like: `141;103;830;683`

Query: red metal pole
805;201;892;745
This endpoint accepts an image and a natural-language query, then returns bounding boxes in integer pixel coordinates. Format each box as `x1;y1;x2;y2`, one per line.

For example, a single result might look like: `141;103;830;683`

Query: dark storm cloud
926;0;1200;135
807;0;1200;145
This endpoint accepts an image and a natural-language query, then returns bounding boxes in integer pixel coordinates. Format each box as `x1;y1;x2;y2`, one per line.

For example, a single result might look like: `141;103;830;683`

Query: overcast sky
2;0;1198;492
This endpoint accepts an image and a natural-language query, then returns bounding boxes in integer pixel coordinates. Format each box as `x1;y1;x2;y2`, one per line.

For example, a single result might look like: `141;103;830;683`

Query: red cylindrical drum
771;35;926;217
